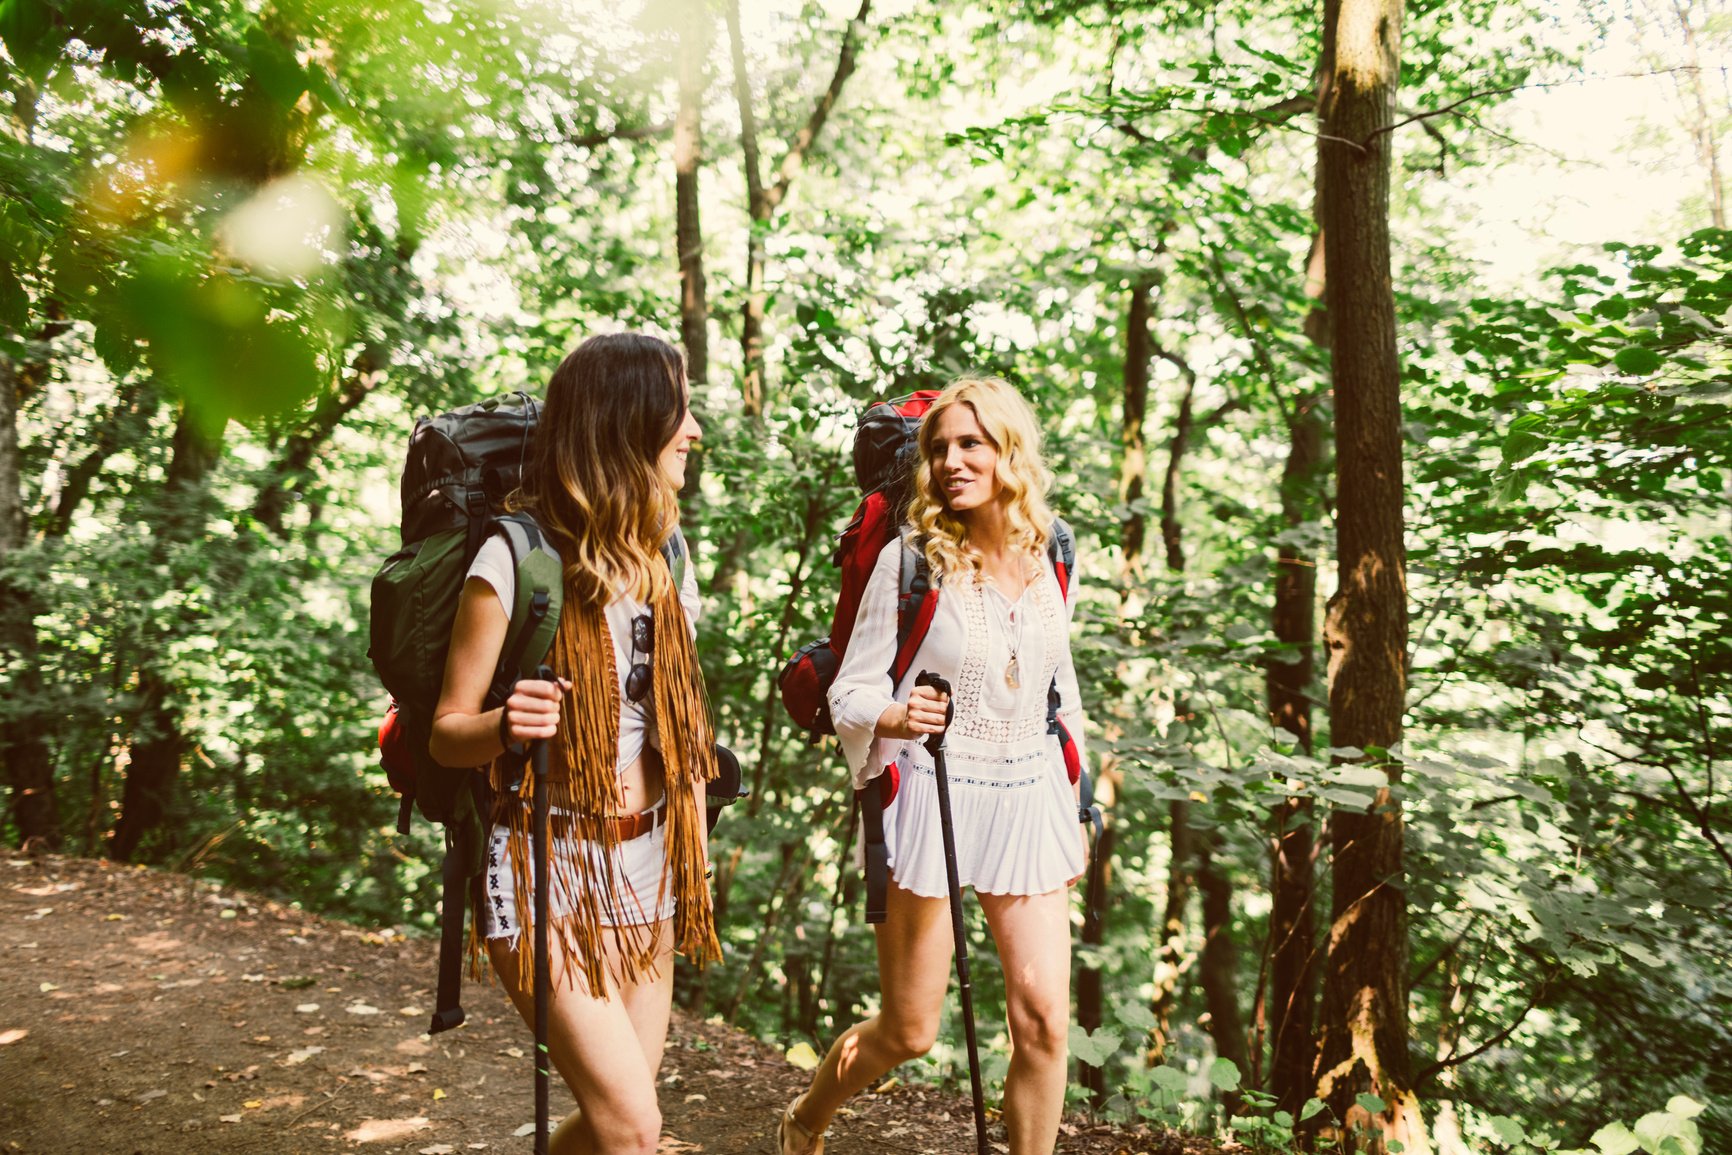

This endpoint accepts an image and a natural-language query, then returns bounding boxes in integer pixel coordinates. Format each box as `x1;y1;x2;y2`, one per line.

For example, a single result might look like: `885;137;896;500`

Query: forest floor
0;855;1231;1155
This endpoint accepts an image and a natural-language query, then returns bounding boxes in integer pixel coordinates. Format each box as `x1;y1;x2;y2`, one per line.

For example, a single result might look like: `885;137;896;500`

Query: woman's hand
875;684;951;739
500;676;571;747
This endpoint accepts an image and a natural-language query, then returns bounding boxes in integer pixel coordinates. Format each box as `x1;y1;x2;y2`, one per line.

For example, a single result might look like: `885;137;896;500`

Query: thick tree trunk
1077;822;1117;1104
108;409;221;861
1314;0;1425;1150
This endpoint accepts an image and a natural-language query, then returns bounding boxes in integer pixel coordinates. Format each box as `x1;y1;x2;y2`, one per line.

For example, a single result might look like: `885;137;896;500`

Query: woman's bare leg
978;887;1072;1155
488;919;675;1155
792;881;954;1133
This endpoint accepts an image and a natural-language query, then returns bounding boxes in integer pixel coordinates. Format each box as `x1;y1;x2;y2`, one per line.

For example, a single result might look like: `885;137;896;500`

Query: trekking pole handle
912;671;954;757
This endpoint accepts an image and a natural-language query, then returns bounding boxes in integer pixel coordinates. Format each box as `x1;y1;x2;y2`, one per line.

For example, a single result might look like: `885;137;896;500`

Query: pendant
1005;655;1021;689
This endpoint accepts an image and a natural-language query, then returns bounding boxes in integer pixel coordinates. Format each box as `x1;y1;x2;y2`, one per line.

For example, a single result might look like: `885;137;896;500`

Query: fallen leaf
784;1042;820;1071
399;1006;425;1017
406;1062;429;1074
0;1029;27;1046
135;1089;167;1103
285;1047;325;1065
279;976;315;990
38;982;58;993
219;1114;242;1124
419;1146;456;1154
684;1093;707;1103
345;1117;431;1143
105;913;126;921
432;1088;446;1101
346;1002;381;1016
501;1047;524;1059
243;1100;263;1109
295;1004;320;1014
512;1124;535;1138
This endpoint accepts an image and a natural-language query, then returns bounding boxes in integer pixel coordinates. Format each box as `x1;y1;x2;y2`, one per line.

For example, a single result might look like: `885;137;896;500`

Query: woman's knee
875;1012;941;1063
587;1104;662;1155
1008;1000;1069;1060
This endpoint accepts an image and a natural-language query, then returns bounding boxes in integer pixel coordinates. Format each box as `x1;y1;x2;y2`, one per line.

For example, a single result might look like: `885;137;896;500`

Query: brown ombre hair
514;332;688;607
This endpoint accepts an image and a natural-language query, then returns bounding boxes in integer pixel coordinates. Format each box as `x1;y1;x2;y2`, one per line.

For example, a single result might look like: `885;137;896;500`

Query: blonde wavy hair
512;333;685;607
907;375;1055;579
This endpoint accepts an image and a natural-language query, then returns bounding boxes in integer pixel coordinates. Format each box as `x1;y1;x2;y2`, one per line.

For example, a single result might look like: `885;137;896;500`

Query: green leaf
1664;1097;1706;1121
1356;1092;1387;1115
1208;1057;1241;1091
1068;1024;1121;1068
1633;1108;1701;1155
1491;1116;1528;1145
1613;346;1662;376
1151;1065;1187;1094
1301;1098;1328;1122
1590;1122;1640;1155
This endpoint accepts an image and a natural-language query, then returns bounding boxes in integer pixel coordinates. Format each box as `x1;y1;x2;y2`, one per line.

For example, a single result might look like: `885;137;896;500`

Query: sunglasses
625;612;654;704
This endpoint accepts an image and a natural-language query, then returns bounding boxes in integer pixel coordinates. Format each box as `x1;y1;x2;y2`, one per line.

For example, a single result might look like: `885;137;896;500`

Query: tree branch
1414;966;1559;1089
764;0;871;215
566;119;672;149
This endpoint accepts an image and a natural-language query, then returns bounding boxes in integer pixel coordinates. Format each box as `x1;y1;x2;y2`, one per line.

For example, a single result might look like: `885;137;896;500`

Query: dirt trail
0;855;1209;1154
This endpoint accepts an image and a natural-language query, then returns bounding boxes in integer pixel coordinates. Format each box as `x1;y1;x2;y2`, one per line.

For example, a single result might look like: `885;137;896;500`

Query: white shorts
479;801;675;938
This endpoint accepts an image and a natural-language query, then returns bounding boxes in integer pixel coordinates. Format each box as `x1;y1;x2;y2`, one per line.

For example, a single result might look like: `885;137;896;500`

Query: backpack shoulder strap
1047;517;1075;604
661;526;688;594
890;534;938;691
490;512;563;696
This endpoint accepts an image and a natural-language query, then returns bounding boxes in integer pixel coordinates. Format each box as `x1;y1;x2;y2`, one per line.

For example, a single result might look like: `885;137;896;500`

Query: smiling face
658;378;701;489
929;402;1002;514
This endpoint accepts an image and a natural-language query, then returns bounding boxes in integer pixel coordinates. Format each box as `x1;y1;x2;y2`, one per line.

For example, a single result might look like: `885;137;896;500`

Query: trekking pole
531;665;555;1155
913;671;988;1155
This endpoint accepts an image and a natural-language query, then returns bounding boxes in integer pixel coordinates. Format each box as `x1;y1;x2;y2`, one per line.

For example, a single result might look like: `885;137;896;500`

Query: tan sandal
776;1094;825;1155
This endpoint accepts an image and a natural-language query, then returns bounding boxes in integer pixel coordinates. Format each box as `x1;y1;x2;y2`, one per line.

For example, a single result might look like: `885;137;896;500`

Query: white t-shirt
466;532;701;775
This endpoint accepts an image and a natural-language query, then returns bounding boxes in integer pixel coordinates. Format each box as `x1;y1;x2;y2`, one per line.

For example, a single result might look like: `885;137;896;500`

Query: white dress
828;536;1088;898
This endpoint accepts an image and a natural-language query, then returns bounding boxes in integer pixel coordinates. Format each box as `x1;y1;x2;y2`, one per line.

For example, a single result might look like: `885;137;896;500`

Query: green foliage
2;3;1728;1153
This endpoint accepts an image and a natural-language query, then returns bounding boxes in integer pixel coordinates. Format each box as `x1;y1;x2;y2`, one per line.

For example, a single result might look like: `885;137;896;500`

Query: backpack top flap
401;392;540;545
852;390;941;496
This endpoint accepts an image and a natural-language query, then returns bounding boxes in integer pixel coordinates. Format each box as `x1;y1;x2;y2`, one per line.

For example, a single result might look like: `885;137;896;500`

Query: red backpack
777;393;1093;923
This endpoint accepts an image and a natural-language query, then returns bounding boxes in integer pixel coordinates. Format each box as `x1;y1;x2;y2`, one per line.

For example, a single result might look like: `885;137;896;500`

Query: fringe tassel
479;577;719;998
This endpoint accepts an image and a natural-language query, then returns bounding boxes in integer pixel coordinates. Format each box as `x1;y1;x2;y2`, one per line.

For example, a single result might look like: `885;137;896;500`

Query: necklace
983;581;1027;690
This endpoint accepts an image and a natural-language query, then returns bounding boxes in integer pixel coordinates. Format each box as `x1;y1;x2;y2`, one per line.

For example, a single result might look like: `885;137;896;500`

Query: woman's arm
429;577;564;767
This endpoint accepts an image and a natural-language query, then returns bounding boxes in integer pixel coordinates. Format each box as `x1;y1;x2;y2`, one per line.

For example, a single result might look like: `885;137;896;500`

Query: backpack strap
488;513;565;708
662;526;688;597
890;536;938;690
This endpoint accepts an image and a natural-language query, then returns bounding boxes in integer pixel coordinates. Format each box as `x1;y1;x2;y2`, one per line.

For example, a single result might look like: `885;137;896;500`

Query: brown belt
544;808;665;843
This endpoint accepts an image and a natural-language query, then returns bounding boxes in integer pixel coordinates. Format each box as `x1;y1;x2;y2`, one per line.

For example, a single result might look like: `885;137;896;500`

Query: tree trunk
1268;391;1326;1114
108;409;222;861
674;3;710;400
1314;0;1425;1149
0;355;60;849
1119;279;1153;587
1668;0;1725;228
1149;796;1193;1061
1198;832;1248;1101
1080;278;1153;1098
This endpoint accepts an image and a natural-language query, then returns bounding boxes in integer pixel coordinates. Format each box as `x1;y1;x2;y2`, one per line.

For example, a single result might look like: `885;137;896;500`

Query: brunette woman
430;332;717;1155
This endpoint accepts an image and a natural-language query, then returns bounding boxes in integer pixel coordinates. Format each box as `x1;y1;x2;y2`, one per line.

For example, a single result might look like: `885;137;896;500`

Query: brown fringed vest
478;574;719;995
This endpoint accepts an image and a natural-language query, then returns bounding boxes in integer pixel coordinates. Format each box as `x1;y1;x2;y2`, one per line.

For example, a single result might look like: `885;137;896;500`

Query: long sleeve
1052;554;1090;781
828;540;905;789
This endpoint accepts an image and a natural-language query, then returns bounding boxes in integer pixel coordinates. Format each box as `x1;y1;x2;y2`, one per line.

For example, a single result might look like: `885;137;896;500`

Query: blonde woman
779;376;1089;1155
430;333;717;1155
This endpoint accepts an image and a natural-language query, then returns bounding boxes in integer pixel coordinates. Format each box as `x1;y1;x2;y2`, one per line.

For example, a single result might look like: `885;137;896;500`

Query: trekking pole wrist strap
497;705;512;753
